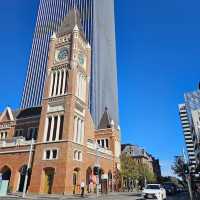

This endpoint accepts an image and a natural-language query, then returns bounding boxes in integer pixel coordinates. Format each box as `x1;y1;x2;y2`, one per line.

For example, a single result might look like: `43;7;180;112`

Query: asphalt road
0;192;189;200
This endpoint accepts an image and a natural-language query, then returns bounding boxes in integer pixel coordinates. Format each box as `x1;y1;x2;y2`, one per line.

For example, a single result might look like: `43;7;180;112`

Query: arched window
74;150;78;160
73;150;82;161
78;151;82;161
64;70;69;94
73;116;84;144
76;73;86;101
49;69;69;97
51;72;56;96
59;70;64;95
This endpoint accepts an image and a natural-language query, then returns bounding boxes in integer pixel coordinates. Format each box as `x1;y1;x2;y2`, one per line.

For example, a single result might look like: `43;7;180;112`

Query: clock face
78;53;85;66
56;47;69;62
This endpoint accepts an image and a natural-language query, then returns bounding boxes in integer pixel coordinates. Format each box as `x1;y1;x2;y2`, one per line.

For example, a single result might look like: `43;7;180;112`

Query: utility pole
183;149;193;200
22;138;34;198
186;173;193;200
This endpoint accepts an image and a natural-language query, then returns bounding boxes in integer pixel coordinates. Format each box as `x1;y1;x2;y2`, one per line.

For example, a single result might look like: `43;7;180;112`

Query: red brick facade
0;10;120;195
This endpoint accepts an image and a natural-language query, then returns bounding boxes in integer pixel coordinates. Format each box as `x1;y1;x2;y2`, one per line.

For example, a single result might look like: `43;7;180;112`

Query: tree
171;156;186;181
138;163;156;187
120;155;140;190
120;155;156;190
121;155;139;179
113;167;121;192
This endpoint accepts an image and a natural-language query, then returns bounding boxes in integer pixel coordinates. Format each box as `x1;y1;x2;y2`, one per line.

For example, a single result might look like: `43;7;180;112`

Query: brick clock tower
28;10;120;194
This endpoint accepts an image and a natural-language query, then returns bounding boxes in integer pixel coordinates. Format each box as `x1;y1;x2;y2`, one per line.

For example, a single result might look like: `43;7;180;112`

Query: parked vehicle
142;184;167;200
163;182;177;194
163;184;174;195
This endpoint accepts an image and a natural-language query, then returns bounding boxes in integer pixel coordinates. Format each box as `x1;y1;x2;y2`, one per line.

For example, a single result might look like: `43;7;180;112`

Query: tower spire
58;9;83;36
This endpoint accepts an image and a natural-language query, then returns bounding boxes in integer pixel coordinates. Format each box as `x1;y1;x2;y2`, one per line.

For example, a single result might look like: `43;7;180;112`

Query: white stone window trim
44;113;64;142
0;131;8;140
73;114;84;144
76;72;86;102
49;69;68;98
74;108;85;118
73;150;82;162
43;148;59;160
96;139;109;149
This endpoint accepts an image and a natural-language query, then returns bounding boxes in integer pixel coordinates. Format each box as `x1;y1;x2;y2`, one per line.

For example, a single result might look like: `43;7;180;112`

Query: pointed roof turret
58;9;84;36
98;107;113;129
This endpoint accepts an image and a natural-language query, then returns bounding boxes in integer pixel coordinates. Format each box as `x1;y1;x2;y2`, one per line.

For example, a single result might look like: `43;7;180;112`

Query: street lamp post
95;143;100;197
22;138;34;198
183;149;193;200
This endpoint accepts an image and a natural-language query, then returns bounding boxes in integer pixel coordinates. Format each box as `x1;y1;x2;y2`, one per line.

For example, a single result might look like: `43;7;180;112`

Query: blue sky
0;0;200;176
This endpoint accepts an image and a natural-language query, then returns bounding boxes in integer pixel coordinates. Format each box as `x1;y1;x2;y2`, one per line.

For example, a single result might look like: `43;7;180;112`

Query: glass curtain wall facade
20;0;119;127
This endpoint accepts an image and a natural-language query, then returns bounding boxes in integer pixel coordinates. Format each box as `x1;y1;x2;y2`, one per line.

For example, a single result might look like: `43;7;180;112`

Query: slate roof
57;9;84;37
98;107;112;129
16;107;42;119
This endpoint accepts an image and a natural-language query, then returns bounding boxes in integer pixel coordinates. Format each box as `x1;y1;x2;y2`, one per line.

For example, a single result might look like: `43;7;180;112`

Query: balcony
87;140;112;156
0;137;34;148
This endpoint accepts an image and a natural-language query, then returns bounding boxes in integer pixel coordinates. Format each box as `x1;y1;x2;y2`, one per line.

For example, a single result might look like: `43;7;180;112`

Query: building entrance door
0;166;11;187
44;168;55;194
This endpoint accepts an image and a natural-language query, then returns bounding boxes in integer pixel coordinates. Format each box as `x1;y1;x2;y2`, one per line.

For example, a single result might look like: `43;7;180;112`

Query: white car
142;184;167;200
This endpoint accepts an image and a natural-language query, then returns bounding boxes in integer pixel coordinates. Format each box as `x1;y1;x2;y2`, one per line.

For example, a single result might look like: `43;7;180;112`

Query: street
0;192;189;200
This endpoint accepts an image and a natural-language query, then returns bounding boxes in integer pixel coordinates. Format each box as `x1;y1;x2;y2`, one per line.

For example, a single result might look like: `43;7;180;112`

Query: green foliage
171;156;186;181
120;155;156;184
138;163;156;183
121;155;139;180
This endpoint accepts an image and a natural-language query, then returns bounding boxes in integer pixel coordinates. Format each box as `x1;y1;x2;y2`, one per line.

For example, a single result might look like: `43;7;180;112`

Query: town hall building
0;10;121;195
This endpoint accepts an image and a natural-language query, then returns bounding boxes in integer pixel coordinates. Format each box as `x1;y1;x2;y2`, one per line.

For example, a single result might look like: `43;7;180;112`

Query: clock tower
29;10;93;194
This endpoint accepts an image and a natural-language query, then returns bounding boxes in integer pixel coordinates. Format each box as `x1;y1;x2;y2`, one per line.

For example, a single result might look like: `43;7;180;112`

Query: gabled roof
0;107;15;122
57;9;84;36
98;107;112;129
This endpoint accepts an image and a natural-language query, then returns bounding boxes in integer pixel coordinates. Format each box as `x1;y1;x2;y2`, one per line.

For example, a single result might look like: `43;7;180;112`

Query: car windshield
146;185;160;190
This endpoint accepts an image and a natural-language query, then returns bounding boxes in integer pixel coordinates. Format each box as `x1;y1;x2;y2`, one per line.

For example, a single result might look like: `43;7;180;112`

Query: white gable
0;107;14;122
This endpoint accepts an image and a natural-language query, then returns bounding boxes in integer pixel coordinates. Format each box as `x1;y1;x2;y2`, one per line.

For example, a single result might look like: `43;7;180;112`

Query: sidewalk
1;192;102;199
1;192;140;200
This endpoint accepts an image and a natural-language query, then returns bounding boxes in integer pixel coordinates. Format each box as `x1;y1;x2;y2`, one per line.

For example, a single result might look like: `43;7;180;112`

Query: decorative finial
86;42;91;49
117;125;121;131
73;24;79;32
111;120;115;128
50;32;57;40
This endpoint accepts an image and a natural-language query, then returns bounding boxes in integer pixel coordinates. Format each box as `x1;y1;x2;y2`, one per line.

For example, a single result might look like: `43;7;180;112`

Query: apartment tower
178;104;196;172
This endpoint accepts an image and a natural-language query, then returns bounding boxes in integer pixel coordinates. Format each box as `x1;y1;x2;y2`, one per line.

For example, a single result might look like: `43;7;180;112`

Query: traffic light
184;164;189;175
93;166;99;175
21;166;27;176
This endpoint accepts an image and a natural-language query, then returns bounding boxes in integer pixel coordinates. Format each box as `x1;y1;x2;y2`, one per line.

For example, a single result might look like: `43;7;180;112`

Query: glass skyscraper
21;0;119;127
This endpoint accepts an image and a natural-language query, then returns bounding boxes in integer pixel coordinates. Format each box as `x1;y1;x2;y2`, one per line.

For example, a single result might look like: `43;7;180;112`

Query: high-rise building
179;89;200;174
20;0;119;128
178;104;196;172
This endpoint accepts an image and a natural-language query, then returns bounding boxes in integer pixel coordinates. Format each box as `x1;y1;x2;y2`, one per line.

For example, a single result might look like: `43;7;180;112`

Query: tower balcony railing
87;139;112;155
0;136;34;148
